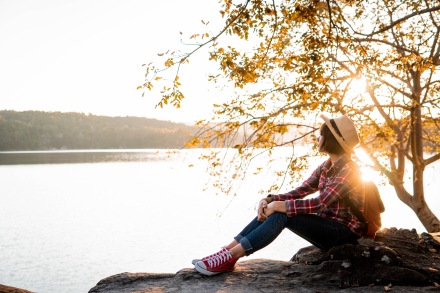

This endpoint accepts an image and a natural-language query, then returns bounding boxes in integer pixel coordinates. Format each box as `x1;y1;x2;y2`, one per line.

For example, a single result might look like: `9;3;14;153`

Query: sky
0;0;226;124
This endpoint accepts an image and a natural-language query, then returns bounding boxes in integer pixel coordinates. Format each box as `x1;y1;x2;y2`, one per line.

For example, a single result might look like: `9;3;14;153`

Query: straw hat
320;114;360;153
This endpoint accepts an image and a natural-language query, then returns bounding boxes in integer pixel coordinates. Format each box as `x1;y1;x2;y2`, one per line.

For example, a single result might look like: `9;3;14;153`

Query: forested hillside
0;111;196;151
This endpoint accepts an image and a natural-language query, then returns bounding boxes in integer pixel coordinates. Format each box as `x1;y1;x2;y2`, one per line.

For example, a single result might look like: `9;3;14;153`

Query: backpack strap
344;195;370;236
344;181;368;232
342;161;366;224
344;194;367;224
341;161;370;233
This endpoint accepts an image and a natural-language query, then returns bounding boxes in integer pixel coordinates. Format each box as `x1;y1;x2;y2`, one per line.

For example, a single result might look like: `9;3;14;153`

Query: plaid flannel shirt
270;155;365;236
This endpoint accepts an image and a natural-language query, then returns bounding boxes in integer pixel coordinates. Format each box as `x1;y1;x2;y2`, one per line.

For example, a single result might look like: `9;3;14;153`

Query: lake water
0;149;439;293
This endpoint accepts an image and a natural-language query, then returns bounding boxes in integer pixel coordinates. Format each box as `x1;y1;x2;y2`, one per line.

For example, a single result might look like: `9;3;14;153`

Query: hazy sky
0;0;225;123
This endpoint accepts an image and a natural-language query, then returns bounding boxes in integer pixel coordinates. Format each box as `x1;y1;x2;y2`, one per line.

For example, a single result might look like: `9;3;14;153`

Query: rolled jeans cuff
234;234;253;256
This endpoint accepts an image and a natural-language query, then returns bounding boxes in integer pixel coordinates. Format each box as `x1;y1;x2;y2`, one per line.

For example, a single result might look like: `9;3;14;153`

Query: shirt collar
333;154;352;170
324;154;352;174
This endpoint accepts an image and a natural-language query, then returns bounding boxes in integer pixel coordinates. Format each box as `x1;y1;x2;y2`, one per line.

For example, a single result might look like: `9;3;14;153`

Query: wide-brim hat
320;114;360;154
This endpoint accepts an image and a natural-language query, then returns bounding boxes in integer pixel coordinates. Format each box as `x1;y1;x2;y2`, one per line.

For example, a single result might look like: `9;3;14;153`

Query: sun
354;148;381;182
349;76;368;96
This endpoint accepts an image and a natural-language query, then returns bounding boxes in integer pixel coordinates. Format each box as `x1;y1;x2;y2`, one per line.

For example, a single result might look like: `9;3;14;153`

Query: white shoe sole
194;262;221;276
194;261;233;276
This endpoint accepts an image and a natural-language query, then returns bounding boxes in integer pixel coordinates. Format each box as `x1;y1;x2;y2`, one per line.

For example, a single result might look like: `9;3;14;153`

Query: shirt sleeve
271;163;322;201
284;162;357;217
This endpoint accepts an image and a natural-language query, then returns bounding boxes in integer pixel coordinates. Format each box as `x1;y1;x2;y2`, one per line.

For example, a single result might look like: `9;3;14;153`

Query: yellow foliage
141;0;440;224
164;58;174;67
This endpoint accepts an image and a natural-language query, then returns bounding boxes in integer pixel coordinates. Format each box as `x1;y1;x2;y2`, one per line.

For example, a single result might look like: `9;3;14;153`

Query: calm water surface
0;149;438;293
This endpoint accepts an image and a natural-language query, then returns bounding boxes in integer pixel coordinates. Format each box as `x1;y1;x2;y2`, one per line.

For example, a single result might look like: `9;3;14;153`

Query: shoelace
203;247;228;261
207;250;232;267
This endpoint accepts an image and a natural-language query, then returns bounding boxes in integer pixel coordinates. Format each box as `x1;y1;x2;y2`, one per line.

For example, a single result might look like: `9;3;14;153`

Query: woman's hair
320;123;346;155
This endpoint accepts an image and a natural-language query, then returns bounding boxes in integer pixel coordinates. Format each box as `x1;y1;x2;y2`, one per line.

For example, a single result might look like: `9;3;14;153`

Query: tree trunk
409;199;440;232
390;174;440;233
405;74;440;232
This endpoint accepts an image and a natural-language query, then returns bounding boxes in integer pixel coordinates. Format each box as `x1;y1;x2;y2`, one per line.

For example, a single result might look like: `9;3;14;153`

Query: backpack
345;180;385;239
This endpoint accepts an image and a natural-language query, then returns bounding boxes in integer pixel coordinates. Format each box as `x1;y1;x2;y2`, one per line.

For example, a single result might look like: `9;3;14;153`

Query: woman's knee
266;212;289;230
271;211;287;220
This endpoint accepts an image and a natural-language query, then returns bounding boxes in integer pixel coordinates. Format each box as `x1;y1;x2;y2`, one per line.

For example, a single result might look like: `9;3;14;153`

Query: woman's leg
234;213;358;255
284;214;358;250
194;212;357;275
193;215;275;275
234;213;289;256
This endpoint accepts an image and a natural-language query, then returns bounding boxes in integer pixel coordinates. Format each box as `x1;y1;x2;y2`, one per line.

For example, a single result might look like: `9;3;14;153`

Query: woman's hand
263;202;277;218
258;200;286;222
257;199;268;222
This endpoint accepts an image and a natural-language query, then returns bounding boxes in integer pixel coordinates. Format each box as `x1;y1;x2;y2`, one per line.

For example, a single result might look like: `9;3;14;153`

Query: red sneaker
191;247;229;265
194;250;238;276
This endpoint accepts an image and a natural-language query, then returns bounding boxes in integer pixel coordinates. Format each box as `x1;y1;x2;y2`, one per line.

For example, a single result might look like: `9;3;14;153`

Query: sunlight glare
354;148;381;182
350;76;367;96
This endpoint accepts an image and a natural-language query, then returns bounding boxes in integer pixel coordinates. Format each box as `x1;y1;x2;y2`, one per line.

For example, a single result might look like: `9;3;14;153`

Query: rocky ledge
0;284;35;293
88;228;440;293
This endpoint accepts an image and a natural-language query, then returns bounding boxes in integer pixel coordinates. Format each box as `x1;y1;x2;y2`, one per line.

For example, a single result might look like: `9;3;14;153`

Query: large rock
88;228;440;293
291;227;440;287
0;284;35;293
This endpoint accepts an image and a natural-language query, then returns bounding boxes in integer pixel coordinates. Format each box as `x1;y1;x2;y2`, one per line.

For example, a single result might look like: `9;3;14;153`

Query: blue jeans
234;213;358;255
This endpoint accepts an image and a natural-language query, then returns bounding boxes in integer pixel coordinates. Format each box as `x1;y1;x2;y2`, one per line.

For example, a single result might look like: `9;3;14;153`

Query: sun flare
349;77;368;96
354;148;381;182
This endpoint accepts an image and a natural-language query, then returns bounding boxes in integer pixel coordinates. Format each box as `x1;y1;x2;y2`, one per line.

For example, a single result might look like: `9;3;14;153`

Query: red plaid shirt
270;155;365;236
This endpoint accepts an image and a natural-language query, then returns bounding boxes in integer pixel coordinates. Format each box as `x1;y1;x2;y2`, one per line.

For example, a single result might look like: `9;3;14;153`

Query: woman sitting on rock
193;114;365;276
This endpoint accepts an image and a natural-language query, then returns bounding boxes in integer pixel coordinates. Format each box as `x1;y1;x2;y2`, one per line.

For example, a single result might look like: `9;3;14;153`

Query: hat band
330;119;345;141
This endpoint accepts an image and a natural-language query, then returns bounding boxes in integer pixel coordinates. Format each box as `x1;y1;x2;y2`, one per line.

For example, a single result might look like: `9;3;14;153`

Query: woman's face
317;134;325;152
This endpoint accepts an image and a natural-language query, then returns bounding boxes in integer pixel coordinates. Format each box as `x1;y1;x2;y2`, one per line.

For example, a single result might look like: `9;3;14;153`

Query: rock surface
88;228;440;293
0;284;35;293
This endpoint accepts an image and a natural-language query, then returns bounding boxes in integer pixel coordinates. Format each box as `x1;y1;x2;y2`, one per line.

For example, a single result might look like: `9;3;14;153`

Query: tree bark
409;198;440;232
389;170;440;232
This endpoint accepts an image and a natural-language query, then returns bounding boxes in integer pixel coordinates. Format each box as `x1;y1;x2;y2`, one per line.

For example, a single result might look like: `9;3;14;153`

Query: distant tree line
0;111;197;151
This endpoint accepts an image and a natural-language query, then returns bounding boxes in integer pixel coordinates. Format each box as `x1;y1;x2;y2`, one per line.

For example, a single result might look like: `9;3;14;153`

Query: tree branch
354;37;416;55
358;5;440;37
424;152;440;166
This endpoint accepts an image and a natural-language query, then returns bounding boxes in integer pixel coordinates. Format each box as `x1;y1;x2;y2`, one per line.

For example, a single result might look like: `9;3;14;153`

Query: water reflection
0;150;171;165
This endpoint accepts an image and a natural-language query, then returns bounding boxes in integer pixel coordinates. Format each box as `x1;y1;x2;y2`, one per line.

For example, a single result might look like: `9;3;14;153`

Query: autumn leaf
164;58;174;67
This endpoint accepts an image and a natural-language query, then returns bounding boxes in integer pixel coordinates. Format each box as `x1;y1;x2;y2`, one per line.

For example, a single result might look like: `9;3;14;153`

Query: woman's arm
257;159;329;221
271;160;326;201
284;164;358;217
